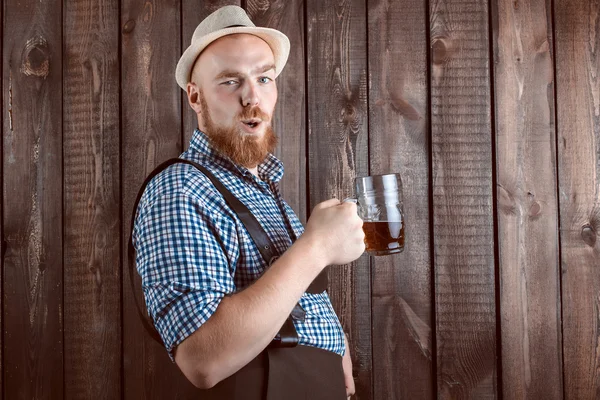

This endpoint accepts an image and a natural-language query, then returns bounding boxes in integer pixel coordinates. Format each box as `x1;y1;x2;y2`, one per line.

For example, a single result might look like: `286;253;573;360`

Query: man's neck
248;166;259;177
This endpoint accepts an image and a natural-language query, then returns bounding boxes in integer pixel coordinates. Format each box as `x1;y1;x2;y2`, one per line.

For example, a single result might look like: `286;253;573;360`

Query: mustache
238;106;270;122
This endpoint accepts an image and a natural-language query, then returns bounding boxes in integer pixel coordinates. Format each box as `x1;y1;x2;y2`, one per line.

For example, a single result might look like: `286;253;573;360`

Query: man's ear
187;83;202;114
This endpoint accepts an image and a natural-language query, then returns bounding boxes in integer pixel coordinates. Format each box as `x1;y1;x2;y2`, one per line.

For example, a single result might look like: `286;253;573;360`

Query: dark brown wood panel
0;0;3;396
246;0;307;223
492;0;563;397
555;0;600;399
63;0;121;397
2;0;63;398
367;0;434;398
120;0;195;398
306;0;372;398
430;0;498;398
182;0;241;146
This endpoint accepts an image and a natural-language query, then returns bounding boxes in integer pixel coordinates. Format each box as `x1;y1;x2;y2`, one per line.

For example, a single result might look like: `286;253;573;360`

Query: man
133;5;364;399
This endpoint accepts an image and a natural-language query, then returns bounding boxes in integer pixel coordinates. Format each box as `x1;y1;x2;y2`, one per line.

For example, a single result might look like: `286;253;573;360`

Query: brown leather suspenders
128;158;327;348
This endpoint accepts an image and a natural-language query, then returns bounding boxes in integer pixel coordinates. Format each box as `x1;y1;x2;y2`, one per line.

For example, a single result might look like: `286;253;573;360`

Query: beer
362;221;404;255
352;172;405;256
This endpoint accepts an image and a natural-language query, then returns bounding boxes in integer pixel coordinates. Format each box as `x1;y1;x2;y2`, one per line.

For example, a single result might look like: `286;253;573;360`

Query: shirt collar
188;128;284;183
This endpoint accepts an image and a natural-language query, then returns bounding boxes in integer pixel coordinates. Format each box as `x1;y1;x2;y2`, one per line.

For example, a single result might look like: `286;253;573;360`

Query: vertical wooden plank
368;0;434;398
555;1;600;398
493;0;563;397
0;0;4;395
0;0;2;394
63;0;121;397
2;0;63;397
182;0;241;147
430;0;498;398
120;0;194;399
306;0;372;398
246;0;307;222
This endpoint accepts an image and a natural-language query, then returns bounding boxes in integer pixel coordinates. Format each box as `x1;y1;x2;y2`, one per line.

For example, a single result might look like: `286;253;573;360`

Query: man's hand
343;333;356;398
303;199;365;266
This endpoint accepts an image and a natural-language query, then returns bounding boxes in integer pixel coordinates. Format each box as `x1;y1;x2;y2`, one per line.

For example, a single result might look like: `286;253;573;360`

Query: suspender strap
269;317;299;348
129;158;303;348
180;159;279;265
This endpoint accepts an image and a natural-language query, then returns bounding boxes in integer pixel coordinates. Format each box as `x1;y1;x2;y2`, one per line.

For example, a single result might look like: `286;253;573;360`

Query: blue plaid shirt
133;129;345;361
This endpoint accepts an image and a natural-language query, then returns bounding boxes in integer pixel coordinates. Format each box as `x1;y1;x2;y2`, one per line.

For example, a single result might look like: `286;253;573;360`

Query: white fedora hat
175;5;290;90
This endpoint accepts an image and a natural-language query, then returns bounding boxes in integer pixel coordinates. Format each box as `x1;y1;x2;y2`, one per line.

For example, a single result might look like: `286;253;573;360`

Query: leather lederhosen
200;345;347;400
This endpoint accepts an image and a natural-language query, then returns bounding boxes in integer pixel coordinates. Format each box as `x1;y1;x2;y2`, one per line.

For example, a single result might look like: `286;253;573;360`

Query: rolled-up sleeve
133;189;237;360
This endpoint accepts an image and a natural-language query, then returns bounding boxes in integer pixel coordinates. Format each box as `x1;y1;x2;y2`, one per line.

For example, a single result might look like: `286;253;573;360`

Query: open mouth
242;119;261;129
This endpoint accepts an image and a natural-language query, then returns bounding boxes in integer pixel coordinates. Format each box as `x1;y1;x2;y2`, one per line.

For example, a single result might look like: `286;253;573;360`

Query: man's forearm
175;233;327;388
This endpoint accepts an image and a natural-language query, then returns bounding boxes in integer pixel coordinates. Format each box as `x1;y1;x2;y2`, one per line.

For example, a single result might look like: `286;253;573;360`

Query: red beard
200;92;278;168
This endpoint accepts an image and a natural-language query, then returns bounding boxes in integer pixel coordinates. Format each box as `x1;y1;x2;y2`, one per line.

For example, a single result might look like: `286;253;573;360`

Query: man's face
188;34;279;168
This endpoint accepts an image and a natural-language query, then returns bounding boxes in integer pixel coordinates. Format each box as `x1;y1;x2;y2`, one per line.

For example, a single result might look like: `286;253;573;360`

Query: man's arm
174;199;364;388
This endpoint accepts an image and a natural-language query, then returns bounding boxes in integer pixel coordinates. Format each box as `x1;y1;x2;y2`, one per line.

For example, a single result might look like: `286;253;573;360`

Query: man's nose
241;82;260;107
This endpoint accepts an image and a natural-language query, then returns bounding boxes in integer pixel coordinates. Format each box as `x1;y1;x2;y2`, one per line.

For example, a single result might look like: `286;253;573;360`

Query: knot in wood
123;19;136;34
581;224;596;247
342;103;356;123
21;36;50;78
529;201;541;217
432;38;453;65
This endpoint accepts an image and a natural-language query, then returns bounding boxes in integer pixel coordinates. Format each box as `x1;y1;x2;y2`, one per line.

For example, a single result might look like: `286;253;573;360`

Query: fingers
305;197;364;265
339;200;358;214
313;198;342;211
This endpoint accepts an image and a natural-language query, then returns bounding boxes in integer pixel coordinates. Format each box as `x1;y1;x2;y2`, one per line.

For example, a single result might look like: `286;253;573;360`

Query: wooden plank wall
1;0;599;399
306;1;372;399
3;0;63;399
431;0;497;397
63;0;122;398
555;0;600;398
368;0;432;398
493;0;562;398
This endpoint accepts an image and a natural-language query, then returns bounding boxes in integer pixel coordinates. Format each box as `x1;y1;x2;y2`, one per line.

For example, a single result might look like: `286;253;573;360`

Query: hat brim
175;27;290;90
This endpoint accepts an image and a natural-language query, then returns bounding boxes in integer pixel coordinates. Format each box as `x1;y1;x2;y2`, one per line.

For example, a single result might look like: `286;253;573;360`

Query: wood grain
1;0;3;396
306;0;372;398
2;0;63;398
246;0;307;223
182;0;241;147
63;0;121;397
492;0;563;397
555;0;600;398
120;0;196;398
367;0;434;398
429;0;498;397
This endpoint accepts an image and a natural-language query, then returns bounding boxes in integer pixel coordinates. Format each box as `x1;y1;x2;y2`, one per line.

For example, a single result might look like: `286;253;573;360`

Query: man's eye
222;80;238;85
258;77;272;84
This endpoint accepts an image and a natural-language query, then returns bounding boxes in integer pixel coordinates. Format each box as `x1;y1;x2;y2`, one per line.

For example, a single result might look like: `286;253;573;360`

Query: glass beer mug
347;173;405;256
